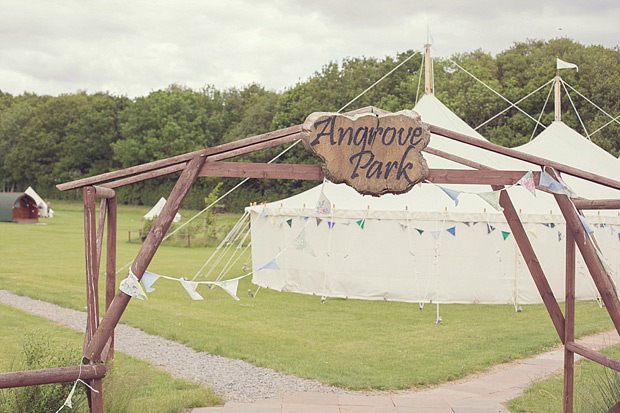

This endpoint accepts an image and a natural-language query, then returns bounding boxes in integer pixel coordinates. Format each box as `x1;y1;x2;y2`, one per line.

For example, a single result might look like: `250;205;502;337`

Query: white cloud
0;0;618;97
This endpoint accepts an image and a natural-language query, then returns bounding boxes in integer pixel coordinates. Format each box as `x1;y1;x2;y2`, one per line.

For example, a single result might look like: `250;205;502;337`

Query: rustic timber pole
95;198;107;269
553;191;620;336
0;365;106;389
563;230;575;413
554;76;562;122
103;194;117;361
82;155;207;363
424;43;432;95
82;187;99;349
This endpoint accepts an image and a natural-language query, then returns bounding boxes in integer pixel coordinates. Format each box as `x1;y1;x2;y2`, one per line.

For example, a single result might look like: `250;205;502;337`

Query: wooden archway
1;105;619;412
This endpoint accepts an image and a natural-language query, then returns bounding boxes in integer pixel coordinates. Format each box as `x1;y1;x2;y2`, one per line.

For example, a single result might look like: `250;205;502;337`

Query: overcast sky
1;0;618;98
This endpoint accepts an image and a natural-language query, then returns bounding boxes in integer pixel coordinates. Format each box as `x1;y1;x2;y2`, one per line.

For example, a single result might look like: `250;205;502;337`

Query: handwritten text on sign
302;110;430;196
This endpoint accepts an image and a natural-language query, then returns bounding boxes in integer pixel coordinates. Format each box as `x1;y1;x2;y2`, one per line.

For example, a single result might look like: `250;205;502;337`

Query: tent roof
0;192;35;222
144;197;181;222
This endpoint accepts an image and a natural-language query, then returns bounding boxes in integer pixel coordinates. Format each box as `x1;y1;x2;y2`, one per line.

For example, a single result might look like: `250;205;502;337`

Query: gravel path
0;290;349;402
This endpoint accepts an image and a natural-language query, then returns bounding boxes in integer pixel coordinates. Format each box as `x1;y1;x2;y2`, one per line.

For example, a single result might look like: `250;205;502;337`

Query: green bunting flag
502;231;511;240
356;219;365;229
416;228;424;235
286;219;293;228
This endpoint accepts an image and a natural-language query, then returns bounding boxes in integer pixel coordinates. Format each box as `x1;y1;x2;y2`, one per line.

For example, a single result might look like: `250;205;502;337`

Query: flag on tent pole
557;58;578;72
446;226;456;236
180;278;204;300
258;259;280;271
214;279;240;301
141;271;160;292
478;191;504;211
120;270;148;300
517;171;537;196
438;186;461;206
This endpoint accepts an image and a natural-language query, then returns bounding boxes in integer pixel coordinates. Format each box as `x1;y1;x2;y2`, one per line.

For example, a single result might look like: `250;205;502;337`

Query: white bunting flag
180;278;204;300
119;269;148;300
292;230;316;256
517;171;537;196
258;259;280;271
316;190;332;215
478;191;504;212
215;278;240;301
439;186;461;206
141;271;160;292
556;58;578;72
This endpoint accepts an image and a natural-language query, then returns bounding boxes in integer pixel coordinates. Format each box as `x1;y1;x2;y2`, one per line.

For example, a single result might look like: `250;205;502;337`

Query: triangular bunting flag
528;228;538;238
430;230;441;240
292;230;316;256
502;231;511;240
538;171;574;196
578;215;595;234
260;208;267;217
550;223;556;228
120;270;147;300
487;223;496;234
558;231;564;242
286;219;293;228
416;228;424;235
446;226;456;236
214;278;240;301
439;186;461;206
463;222;471;227
258;259;280;271
316;190;332;215
327;221;335;229
180;278;204;300
356;219;365;229
399;223;408;231
316;217;322;226
517;171;537;196
478;191;504;212
141;271;160;292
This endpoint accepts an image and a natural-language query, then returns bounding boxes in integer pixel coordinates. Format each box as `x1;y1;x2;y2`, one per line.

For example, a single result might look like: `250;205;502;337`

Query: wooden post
563;230;575;413
424;44;432;95
95;198;107;269
83;155;207;363
103;195;117;362
553;192;620;336
554;76;562;122
0;365;106;388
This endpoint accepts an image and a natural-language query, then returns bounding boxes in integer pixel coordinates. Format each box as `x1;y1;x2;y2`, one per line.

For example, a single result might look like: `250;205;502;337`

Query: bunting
578;215;595;235
141;271;160;292
430;230;441;240
292;230;316;256
538;171;574;196
316;190;332;215
463;222;471;227
439;186;461;206
416;228;424;235
327;221;335;229
120;270;148;300
286;219;293;228
214;278;240;301
316;217;322;226
356;219;365;229
446;226;456;236
399;223;408;231
180;278;204;300
258;259;280;271
502;231;511;240
517;171;537;196
487;223;496;234
558;231;564;242
478;191;504;212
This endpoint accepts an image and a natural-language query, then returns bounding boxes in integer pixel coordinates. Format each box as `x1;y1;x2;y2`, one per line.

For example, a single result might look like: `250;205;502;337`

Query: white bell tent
247;92;620;306
144;197;181;222
24;186;54;218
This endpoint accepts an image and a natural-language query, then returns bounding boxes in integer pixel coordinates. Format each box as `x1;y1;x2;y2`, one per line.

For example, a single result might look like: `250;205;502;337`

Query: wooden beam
426;169;541;186
82;155;207;363
563;230;575;413
572;198;620;210
496;187;566;342
0;364;106;389
566;342;620;372
427;124;620;191
102;163;186;189
207;134;301;162
103;195;117;362
554;191;620;336
200;162;324;180
93;186;116;199
609;400;620;413
57;124;302;191
82;187;99;354
424;146;493;171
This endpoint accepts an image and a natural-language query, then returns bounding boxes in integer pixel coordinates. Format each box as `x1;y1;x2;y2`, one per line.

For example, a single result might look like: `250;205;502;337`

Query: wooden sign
301;110;430;196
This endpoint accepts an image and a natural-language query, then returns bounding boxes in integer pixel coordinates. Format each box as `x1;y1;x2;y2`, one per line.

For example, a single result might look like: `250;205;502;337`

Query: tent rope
562;81;620;131
561;80;590;140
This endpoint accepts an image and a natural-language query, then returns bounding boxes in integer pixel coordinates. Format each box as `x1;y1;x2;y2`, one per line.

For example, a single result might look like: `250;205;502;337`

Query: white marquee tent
247;94;620;306
25;186;54;218
144;197;181;222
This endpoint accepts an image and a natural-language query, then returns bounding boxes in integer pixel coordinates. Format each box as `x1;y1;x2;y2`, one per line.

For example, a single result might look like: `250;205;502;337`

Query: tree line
1;38;618;211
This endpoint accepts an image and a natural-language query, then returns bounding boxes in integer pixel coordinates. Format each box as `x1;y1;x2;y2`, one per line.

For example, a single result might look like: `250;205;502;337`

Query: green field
0;201;615;390
0;303;221;412
508;345;620;412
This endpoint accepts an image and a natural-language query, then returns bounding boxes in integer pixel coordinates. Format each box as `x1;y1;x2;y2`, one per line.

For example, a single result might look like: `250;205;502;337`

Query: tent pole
554;76;562;122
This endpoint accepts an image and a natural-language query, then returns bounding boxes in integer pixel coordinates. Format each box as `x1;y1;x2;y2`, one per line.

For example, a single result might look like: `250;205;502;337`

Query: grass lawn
0;200;615;390
0;303;222;412
507;345;620;412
